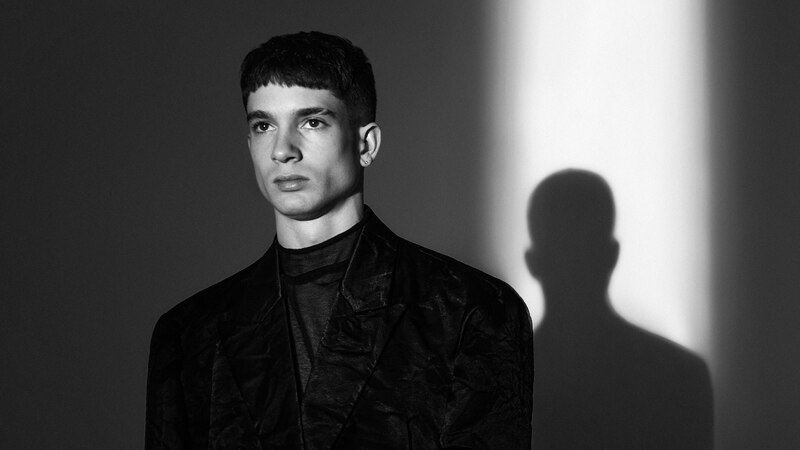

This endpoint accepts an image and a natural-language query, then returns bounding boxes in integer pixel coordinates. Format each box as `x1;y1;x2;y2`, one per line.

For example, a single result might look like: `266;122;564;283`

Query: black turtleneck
277;218;364;396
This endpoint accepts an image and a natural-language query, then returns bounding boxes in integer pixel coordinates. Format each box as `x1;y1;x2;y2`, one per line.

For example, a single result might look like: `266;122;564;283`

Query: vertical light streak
485;0;709;353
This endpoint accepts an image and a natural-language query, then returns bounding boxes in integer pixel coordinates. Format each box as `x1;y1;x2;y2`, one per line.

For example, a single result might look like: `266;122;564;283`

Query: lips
273;174;309;192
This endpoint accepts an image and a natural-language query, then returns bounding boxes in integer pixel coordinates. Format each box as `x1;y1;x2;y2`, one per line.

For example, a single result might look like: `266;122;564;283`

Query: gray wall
709;0;800;448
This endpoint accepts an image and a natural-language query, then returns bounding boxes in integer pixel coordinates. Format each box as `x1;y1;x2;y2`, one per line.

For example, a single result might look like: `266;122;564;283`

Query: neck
541;285;613;323
275;198;364;249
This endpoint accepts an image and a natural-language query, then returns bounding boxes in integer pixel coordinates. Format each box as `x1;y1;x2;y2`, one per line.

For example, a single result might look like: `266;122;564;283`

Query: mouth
273;174;309;192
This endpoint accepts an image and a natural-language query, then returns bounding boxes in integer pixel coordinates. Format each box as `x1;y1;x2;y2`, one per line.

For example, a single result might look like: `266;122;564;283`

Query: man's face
246;84;363;221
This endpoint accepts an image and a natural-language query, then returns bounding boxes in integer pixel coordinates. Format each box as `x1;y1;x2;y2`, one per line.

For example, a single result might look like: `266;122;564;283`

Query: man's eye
251;122;272;133
302;118;325;129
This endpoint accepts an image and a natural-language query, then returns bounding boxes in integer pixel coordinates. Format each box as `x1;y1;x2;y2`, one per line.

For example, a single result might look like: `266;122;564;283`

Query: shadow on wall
529;169;713;449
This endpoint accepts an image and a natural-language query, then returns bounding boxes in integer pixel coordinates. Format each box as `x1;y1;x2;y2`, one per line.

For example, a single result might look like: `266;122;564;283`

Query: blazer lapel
212;245;303;448
209;341;263;449
301;213;407;448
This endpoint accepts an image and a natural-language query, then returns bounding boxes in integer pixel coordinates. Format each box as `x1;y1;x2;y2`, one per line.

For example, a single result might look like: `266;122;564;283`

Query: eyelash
303;118;326;129
250;121;272;133
249;118;327;133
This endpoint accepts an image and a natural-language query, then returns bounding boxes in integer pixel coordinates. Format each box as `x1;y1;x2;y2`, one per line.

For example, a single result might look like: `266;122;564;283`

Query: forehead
245;84;346;115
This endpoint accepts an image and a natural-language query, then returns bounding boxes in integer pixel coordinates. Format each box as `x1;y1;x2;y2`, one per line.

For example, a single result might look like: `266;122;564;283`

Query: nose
271;128;302;163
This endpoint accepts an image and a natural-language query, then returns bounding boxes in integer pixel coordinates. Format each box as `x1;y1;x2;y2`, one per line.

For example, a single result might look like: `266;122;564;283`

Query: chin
272;199;325;222
281;210;324;221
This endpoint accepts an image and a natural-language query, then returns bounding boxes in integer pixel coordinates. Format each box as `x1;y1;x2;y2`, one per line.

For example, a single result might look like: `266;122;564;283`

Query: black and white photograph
3;1;800;448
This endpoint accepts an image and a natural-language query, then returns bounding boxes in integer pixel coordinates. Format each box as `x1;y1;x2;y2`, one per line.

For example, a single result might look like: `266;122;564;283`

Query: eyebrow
246;107;337;123
296;107;337;119
246;110;271;122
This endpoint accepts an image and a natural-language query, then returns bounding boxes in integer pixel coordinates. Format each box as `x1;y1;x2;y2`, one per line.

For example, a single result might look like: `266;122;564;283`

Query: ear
525;247;541;279
608;239;620;270
358;122;382;167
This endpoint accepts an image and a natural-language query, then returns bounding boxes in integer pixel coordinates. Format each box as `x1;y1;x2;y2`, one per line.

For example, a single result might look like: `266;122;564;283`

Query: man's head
240;31;377;126
240;32;381;226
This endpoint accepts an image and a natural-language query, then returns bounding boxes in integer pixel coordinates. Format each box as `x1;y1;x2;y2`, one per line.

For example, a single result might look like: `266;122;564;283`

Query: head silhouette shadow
529;169;713;449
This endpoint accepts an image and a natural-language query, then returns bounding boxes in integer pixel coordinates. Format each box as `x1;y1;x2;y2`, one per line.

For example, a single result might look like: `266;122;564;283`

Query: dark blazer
145;212;533;449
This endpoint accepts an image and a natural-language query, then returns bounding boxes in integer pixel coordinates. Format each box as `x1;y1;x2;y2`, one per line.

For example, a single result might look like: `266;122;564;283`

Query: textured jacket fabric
145;212;533;449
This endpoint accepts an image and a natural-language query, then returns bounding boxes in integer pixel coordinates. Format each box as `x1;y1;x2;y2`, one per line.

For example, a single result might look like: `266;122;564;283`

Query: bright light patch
485;0;709;353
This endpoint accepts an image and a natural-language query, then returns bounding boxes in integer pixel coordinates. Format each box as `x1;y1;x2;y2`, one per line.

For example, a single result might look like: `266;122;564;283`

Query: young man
146;32;533;449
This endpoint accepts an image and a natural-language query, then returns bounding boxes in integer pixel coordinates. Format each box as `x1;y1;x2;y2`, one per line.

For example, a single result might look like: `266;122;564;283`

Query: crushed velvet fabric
145;210;533;449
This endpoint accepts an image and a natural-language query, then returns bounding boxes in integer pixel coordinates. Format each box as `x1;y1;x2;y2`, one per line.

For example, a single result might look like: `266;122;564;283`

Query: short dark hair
240;31;377;124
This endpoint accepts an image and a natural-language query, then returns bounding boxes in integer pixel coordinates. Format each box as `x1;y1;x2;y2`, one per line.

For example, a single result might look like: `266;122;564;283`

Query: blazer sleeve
145;314;189;449
440;290;534;449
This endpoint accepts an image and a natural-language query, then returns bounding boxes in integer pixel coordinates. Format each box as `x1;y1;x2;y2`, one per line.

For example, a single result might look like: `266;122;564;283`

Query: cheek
250;150;272;174
331;154;361;180
249;154;274;194
248;137;272;161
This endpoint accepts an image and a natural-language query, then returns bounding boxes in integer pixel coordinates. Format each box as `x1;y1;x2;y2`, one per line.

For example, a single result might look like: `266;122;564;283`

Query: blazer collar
340;206;399;312
230;205;399;320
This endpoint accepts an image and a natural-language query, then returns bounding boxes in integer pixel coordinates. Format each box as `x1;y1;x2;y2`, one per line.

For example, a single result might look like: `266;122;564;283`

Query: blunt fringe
240;31;377;124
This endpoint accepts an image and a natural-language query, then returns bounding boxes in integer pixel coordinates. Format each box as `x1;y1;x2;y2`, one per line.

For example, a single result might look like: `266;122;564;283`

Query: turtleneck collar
277;213;366;280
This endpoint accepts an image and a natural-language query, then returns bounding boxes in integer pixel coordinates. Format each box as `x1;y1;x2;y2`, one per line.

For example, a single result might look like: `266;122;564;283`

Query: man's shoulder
154;258;262;333
399;240;508;288
395;238;526;315
364;210;521;307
